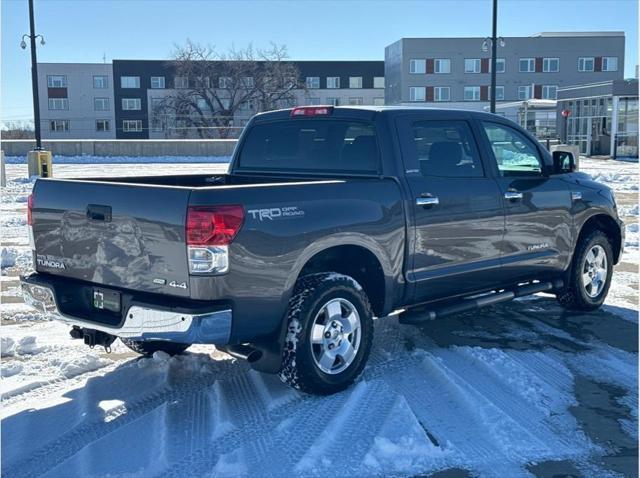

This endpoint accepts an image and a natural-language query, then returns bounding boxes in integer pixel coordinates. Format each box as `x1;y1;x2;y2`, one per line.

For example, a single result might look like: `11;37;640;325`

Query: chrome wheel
310;298;361;375
581;244;608;298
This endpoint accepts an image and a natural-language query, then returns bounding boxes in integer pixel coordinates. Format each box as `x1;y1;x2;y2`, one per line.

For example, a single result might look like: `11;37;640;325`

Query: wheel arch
576;213;622;264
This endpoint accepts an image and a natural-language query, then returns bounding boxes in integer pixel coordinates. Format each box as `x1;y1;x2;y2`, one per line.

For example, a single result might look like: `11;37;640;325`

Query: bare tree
0;121;35;139
156;41;303;139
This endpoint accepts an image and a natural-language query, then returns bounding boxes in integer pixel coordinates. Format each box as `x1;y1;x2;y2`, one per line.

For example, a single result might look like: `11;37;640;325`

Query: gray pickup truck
22;106;624;394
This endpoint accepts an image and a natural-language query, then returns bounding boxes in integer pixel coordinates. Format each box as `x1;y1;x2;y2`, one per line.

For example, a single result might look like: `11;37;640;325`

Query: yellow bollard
27;150;53;178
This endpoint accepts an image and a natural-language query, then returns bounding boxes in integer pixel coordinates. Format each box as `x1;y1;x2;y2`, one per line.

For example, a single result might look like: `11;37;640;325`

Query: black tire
556;230;614;311
278;272;374;395
120;338;191;356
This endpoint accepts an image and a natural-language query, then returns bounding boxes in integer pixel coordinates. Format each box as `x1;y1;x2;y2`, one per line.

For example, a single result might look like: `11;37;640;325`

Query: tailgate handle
87;204;112;222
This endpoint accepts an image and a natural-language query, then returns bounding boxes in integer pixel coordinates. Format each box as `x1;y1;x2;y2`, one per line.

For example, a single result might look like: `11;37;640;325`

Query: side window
482;122;543;177
410;121;484;178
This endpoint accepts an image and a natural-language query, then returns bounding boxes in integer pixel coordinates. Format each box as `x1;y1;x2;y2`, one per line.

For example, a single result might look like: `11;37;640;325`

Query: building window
48;98;68;110
373;77;385;88
174;76;189;88
120;76;140;88
493;86;505;101
465;59;481;73
494;58;506;73
543;58;560;72
150;76;165;89
410;59;426;74
122;120;142;132
348;97;364;105
241;76;254;88
464;86;481;101
542;85;557;100
326;97;340;106
434;86;450;101
96;120;110;132
602;57;618;71
47;75;67;87
373;97;385;106
349;77;363;89
94;97;109;111
409;86;426;102
93;75;108;88
218;77;232;88
49;119;69;132
305;97;321;105
518;85;533;100
306;77;320;89
327;77;340;89
122;98;141;110
578;57;594;72
519;58;535;73
434;59;451;74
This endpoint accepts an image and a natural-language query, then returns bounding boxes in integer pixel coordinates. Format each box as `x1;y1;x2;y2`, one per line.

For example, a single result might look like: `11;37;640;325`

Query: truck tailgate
32;179;191;298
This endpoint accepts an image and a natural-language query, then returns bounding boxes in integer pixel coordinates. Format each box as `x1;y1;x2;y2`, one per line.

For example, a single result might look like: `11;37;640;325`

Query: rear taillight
290;106;334;117
186;205;244;274
27;194;34;226
186;205;244;246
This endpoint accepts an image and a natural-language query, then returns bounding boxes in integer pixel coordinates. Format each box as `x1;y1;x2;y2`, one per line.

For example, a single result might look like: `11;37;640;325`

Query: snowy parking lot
1;157;638;477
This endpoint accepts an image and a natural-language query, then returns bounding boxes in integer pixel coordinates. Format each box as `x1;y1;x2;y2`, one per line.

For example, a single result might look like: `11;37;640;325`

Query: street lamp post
481;0;504;114
21;0;45;149
490;0;497;114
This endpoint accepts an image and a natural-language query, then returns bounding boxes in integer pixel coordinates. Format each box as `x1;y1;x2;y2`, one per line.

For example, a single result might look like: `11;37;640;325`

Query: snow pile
1;247;18;268
626;223;639;249
590;172;639;191
1;337;16;357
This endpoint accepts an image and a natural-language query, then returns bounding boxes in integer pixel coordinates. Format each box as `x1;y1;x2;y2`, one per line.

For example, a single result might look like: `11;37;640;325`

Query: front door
397;116;505;302
477;120;573;282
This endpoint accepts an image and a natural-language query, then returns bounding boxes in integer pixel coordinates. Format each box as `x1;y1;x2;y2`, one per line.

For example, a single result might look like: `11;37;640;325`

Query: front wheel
278;272;374;395
120;338;191;356
556;230;613;311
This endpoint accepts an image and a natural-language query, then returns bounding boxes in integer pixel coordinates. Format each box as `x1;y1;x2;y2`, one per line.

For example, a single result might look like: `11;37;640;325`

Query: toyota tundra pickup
21;106;624;394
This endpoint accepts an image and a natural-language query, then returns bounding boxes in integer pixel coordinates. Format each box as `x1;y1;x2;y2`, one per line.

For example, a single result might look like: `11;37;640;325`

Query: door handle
416;196;439;207
504;191;523;201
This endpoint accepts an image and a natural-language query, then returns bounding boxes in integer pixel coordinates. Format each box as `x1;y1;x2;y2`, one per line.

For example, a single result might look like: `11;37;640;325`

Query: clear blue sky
1;0;637;124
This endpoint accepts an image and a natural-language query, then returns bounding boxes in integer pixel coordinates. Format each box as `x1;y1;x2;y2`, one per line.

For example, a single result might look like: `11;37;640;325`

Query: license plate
93;288;121;313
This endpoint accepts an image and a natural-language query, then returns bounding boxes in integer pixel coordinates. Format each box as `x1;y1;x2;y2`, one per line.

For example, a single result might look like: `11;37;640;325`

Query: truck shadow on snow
2;296;637;478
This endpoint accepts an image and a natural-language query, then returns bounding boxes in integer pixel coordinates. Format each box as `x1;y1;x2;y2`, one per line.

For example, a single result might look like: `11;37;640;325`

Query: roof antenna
102;53;106;63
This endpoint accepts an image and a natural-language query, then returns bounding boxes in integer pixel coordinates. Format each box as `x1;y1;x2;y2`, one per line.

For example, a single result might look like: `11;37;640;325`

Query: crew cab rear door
396;114;505;302
475;120;572;281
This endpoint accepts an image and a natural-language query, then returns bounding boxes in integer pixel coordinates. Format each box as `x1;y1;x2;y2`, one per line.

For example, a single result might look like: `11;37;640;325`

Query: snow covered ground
1;157;638;477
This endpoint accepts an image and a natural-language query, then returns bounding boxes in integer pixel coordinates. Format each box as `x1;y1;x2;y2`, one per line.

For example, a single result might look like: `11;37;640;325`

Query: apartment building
385;32;625;108
38;63;116;139
38;60;384;139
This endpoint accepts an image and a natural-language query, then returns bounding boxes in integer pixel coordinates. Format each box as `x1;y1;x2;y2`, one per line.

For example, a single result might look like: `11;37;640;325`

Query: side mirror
553;150;575;174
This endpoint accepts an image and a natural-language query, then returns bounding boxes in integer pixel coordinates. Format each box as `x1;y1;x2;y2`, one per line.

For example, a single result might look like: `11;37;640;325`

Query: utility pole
490;0;497;113
28;0;42;149
22;0;51;176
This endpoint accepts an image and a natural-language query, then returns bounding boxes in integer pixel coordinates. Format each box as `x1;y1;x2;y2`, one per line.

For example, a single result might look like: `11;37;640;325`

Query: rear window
237;120;379;174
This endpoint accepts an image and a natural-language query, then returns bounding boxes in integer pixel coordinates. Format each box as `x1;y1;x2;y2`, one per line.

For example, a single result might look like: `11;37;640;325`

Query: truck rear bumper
21;274;232;345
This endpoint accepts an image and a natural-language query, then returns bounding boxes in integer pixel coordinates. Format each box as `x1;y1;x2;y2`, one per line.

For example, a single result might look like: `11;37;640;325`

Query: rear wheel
120;338;191;356
278;272;374;395
556;230;613;311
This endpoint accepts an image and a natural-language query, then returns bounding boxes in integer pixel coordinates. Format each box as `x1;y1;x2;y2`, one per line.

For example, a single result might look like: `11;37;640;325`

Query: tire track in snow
1;356;245;478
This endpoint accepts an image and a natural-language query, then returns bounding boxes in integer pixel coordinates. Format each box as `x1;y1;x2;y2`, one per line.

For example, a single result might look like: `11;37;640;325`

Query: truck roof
252;105;505;122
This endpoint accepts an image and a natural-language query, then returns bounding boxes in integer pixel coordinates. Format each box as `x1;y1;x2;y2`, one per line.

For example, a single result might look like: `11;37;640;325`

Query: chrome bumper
21;279;232;345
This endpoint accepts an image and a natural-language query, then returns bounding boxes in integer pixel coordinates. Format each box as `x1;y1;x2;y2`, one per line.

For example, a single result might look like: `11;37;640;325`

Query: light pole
21;0;45;149
481;0;504;114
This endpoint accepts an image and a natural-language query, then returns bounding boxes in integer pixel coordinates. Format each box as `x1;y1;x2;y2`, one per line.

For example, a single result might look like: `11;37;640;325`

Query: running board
399;279;564;325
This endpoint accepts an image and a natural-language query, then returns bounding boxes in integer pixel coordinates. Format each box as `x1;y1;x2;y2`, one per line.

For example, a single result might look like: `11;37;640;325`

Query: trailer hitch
69;326;116;353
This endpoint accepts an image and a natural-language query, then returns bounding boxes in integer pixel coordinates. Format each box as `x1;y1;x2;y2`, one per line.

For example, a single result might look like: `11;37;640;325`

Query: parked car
22;106;624;394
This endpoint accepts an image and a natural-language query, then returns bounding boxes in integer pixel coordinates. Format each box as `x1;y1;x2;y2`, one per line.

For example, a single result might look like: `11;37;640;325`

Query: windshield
236;119;380;174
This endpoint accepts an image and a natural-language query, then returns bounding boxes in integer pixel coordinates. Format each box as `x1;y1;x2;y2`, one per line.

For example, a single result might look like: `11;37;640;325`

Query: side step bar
399;279;563;325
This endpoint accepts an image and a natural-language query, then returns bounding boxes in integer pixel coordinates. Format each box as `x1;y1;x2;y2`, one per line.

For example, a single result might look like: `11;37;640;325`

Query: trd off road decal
247;206;305;221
